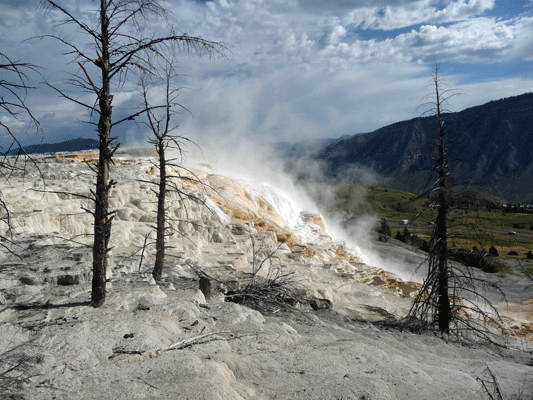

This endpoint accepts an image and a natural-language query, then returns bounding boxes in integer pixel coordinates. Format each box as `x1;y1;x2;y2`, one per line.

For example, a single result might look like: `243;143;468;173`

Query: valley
306;182;533;269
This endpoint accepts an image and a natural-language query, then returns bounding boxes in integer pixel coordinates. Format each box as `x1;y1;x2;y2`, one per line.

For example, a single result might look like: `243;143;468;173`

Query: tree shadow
14;300;91;310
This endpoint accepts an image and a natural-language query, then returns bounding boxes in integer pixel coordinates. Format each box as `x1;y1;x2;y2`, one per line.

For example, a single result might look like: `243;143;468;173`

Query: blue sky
1;0;533;148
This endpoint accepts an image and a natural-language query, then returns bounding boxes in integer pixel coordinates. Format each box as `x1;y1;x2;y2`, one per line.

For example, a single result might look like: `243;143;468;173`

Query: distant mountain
275;138;336;159
5;138;99;155
314;92;533;202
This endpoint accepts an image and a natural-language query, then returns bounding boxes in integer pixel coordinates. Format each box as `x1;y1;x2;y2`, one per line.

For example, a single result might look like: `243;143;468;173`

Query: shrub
225;271;302;314
419;238;431;252
395;228;410;243
527;251;533;260
376;218;391;242
488;245;499;257
395;228;412;243
448;248;505;273
394;227;429;252
508;251;518;256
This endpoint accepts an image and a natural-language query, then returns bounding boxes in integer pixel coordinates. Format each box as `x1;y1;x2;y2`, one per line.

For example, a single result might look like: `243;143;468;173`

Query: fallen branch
113;330;238;365
165;330;231;351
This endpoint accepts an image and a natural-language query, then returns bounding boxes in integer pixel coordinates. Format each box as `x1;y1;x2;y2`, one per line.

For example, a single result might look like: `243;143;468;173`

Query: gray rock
0;153;531;400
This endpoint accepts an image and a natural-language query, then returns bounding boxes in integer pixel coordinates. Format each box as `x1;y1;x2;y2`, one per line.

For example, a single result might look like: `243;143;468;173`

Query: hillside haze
313;92;533;202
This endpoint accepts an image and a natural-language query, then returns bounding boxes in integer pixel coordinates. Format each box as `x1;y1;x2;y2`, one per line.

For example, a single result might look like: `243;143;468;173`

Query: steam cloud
141;127;429;283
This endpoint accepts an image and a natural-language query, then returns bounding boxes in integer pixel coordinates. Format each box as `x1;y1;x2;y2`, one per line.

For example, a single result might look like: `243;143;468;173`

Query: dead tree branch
39;0;226;307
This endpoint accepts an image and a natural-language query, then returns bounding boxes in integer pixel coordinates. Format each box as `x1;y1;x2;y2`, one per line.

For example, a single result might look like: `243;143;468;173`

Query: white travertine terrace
0;152;532;400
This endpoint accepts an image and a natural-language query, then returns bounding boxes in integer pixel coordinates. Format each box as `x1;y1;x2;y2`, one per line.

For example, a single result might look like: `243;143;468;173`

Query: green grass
366;186;430;220
323;184;533;263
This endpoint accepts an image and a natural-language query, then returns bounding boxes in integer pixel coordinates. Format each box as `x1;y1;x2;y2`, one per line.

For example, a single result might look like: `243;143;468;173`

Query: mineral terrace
1;152;532;399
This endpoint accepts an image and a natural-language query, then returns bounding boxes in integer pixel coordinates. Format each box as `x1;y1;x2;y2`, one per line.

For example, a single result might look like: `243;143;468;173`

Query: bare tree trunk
153;138;166;282
407;65;508;343
41;0;225;307
91;1;114;307
435;109;450;333
408;64;453;333
433;68;451;333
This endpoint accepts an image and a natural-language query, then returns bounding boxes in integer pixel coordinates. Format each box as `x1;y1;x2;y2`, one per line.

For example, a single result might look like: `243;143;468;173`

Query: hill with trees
312;92;533;202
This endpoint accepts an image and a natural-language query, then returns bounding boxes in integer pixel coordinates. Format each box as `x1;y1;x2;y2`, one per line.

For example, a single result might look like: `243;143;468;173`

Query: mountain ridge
3;138;99;155
311;92;533;202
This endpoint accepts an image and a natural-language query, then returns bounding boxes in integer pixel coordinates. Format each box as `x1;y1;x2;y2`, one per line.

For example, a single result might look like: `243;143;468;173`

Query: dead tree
0;53;41;154
408;65;507;342
120;64;217;283
0;53;41;249
432;64;452;333
406;64;456;333
40;0;225;307
139;66;190;282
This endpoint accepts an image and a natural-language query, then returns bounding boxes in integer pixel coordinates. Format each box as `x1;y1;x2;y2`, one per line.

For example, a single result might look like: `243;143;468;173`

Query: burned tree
40;0;224;307
139;66;220;283
408;65;507;342
0;53;40;153
428;63;452;333
140;66;187;282
0;53;41;249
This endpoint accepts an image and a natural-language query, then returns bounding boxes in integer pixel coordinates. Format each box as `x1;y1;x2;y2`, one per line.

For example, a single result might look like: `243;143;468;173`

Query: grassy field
323;184;533;263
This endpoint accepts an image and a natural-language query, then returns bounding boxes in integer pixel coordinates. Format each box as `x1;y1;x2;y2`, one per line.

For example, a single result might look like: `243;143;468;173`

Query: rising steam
147;130;428;283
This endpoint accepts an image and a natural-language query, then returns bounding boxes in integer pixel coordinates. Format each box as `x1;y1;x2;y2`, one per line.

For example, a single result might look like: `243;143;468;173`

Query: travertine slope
0;152;532;400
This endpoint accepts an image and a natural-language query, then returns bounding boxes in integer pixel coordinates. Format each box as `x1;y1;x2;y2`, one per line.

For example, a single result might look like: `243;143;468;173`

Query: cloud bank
0;0;532;147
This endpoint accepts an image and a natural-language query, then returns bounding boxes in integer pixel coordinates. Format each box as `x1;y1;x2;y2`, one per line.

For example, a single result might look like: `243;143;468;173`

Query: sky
1;0;533;149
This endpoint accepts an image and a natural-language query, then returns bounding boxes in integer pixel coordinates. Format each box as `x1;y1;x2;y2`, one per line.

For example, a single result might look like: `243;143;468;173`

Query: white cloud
394;17;519;63
344;0;496;31
176;61;431;144
0;0;532;148
167;0;526;72
509;16;533;61
318;23;348;48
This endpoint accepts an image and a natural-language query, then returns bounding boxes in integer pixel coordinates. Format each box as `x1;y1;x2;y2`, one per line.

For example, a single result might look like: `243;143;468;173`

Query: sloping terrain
0;153;532;399
314;92;533;201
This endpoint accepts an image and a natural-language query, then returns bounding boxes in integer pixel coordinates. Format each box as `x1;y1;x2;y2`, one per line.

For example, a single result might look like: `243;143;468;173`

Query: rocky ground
1;152;532;399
